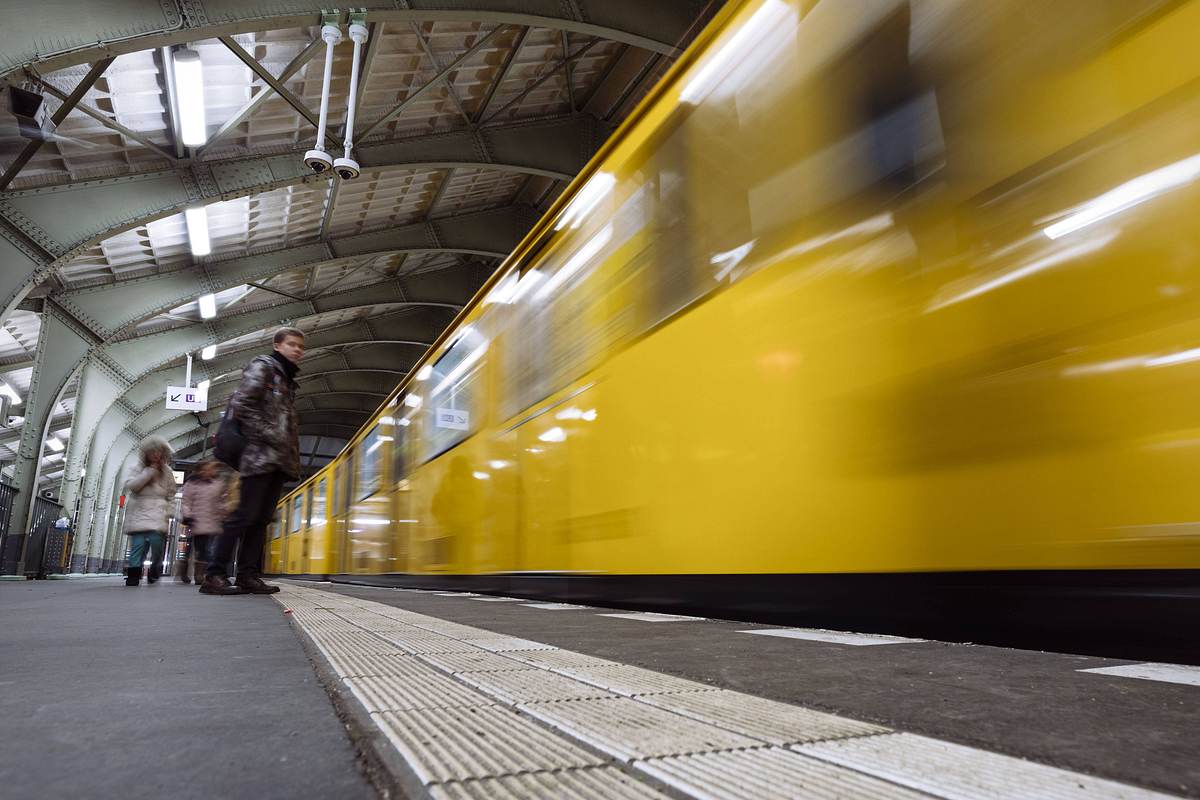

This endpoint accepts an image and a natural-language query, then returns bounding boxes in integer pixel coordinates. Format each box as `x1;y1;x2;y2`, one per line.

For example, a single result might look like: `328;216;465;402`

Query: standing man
200;327;304;595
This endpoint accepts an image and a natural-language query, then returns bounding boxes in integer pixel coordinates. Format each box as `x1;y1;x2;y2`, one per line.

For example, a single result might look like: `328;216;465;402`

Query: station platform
2;578;1196;800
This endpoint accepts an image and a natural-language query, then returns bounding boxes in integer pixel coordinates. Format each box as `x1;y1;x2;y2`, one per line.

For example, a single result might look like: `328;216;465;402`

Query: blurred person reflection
122;437;177;587
178;459;238;584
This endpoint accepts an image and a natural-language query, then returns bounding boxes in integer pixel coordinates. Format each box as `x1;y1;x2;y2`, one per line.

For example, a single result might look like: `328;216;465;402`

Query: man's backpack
213;360;276;471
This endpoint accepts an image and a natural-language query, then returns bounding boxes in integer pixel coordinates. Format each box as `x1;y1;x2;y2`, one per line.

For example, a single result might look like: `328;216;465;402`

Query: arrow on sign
169;394;181;402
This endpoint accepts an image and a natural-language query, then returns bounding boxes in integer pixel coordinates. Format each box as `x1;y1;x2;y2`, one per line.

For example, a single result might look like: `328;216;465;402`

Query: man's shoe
124;567;140;587
198;575;245;595
235;575;280;594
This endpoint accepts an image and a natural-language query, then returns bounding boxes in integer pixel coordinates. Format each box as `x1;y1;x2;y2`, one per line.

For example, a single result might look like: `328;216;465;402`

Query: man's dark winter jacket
231;354;300;478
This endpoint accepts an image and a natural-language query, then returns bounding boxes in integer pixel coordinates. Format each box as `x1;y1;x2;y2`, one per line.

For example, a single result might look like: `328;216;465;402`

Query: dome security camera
333;156;360;180
304;148;333;173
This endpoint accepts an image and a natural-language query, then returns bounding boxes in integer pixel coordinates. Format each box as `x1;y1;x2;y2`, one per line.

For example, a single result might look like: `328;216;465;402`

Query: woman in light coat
178;459;236;584
122;437;177;587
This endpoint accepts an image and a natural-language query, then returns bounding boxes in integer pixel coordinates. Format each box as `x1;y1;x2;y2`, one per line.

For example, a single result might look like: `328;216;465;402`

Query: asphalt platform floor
3;576;1197;799
0;577;377;800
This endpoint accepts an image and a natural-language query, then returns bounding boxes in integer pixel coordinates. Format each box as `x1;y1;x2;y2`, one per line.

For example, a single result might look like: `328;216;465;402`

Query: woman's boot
125;566;141;586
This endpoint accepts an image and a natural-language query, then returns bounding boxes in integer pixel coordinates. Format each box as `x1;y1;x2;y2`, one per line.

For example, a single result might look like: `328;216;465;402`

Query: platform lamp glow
304;23;343;174
171;48;207;146
184;206;211;256
201;344;217;360
333;19;369;180
197;293;217;319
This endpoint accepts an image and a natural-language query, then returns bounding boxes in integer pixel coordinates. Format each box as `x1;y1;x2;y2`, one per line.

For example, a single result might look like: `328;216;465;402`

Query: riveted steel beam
0;305;90;574
57;203;524;338
0;115;599;325
0;2;698;88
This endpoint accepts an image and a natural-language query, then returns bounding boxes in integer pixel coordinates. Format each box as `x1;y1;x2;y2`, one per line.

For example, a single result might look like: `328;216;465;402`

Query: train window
311;478;327;526
391;419;408;480
305;486;314;526
290;494;303;533
270;511;282;539
421;325;486;461
357;425;385;500
340;459;353;515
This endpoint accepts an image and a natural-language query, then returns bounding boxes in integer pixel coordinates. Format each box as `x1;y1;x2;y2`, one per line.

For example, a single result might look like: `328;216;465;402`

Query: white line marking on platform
434;592;477;597
1079;662;1200;687
470;596;524;602
740;628;926;646
598;612;705;622
524;602;588;610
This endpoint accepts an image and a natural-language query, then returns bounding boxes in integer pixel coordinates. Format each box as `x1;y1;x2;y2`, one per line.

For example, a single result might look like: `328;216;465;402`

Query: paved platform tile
430;767;674;800
638;689;888;745
308;628;399;657
379;631;485;654
636;747;934;800
373;705;607;784
509;649;625;671
795;732;1177;799
519;697;760;761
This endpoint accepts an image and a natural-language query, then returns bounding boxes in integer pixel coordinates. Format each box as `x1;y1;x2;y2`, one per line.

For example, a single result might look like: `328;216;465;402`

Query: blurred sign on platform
166;385;207;412
436;407;469;430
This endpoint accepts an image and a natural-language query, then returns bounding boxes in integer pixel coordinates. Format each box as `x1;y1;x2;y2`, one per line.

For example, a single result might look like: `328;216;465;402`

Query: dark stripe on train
274;569;1200;664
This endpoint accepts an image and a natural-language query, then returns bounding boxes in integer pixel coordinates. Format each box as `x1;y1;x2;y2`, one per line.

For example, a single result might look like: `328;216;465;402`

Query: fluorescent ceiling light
201;344;217;360
197;292;217;319
404;393;422;408
1044;153;1200;240
172;48;207;146
46;437;64;452
197;379;211;394
0;381;21;406
415;364;433;381
185;206;211;257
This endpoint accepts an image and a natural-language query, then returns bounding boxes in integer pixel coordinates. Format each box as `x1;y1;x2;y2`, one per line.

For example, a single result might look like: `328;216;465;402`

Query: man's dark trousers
207;471;287;578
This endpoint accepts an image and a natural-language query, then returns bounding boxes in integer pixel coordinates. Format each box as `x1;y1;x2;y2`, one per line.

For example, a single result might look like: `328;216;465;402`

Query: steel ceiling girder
0;1;698;87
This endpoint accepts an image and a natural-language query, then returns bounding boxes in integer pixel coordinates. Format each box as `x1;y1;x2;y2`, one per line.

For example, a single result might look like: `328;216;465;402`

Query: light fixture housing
172;48;207;146
201;344;217;360
0;381;21;406
46;436;64;452
185;206;211;256
198;293;217;319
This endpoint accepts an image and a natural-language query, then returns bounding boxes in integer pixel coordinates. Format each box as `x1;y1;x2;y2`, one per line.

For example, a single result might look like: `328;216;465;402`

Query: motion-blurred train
269;0;1200;658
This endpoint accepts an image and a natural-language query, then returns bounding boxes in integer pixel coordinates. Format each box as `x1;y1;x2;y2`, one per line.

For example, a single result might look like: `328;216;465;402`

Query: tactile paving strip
345;673;494;712
458;669;617;704
379;632;484;655
637;689;888;745
519;697;760;761
323;652;433;679
308;629;399;657
556;664;715;697
419;651;537;674
636;748;934;800
372;705;607;784
794;733;1178;799
464;637;559;652
430;767;674;800
507;650;622;671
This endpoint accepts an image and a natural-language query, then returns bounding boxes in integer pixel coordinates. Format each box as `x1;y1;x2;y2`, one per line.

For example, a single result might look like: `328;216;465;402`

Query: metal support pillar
68;405;133;572
58;357;129;518
1;305;89;574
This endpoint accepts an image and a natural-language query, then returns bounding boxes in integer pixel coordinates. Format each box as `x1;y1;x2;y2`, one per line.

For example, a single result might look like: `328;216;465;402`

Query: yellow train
270;0;1200;656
